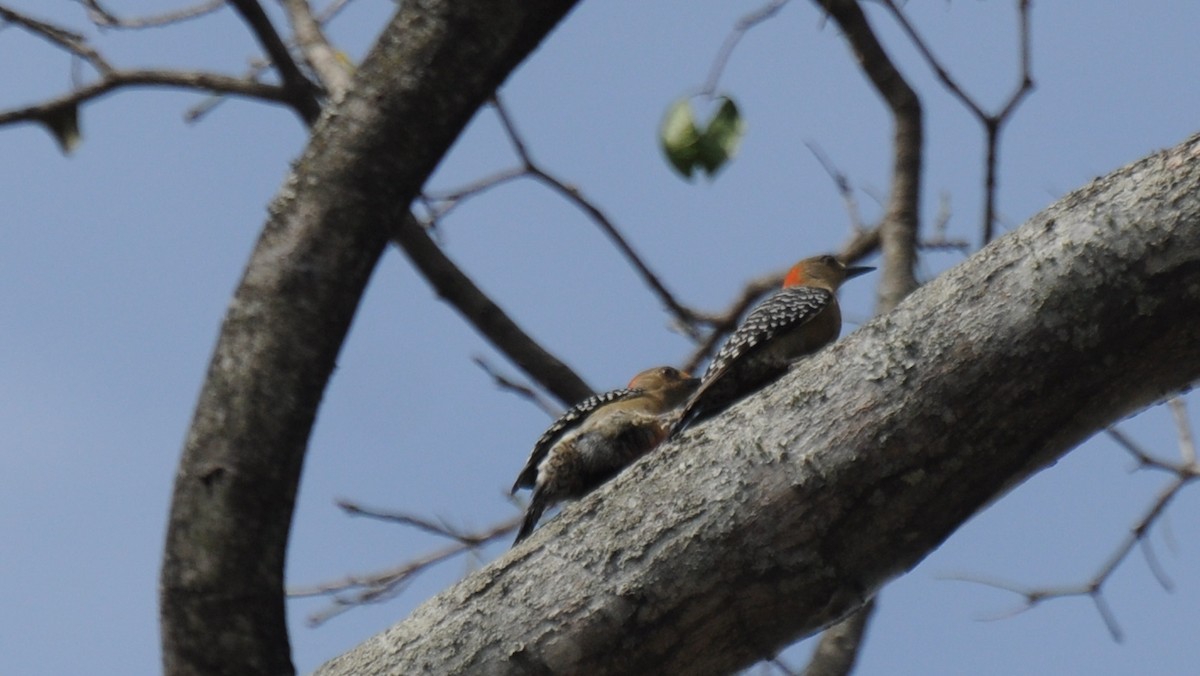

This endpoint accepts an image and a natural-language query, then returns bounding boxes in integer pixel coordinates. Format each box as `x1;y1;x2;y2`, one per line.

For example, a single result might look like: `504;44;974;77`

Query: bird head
628;366;701;408
782;254;874;291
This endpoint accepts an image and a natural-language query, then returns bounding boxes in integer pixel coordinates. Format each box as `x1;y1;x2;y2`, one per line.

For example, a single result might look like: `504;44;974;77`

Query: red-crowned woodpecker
511;366;699;544
673;254;873;434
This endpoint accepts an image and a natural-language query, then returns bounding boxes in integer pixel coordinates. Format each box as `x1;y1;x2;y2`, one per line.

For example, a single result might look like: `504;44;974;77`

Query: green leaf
695;96;745;177
660;97;702;179
39;104;82;155
659;95;746;180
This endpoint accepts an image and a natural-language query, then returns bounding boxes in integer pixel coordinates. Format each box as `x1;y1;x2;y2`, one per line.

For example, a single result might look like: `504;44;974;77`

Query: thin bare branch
78;0;225;30
227;0;322;122
182;59;272;123
0;4;110;73
472;355;561;417
0;69;292;128
1137;536;1174;592
421;166;527;223
879;0;1034;244
956;418;1198;643
489;97;706;333
1168;397;1197;466
337;499;502;545
806;141;866;232
280;0;354;98
290;514;520;626
701;0;791;97
389;211;594;407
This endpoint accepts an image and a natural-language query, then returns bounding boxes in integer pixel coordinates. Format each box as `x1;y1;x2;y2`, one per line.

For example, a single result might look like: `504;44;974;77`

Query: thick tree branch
158;1;580;674
316;134;1200;676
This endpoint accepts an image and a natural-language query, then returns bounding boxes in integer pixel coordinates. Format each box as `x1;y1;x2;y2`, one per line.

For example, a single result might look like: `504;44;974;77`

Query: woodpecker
673;254;873;434
511;366;699;544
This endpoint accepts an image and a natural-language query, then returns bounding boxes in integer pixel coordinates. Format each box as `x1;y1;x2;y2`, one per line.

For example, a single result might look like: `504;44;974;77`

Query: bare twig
701;0;792;97
183;59;273;123
421;166;527;222
0;6;302;128
920;192;969;252
879;0;1034;244
290;513;521;626
337;499;505;545
227;0;323;122
280;0;354;98
489;97;706;333
806;141;866;232
0;69;292;128
956;413;1200;642
1169;397;1196;466
0;5;110;73
79;0;225;30
389;211;594;407
472;355;560;417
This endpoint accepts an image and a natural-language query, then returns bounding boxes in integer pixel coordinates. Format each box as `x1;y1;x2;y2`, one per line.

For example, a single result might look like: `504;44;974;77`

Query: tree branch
389;211;594;407
280;0;355;98
816;0;921;312
159;1;581;674
315;133;1200;676
879;0;1034;244
801;598;876;676
0;4;110;72
227;0;323;122
79;0;225;29
0;69;293;128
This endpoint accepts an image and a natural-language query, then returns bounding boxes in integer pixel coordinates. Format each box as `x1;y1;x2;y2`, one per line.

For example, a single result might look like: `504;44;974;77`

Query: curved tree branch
315;133;1200;675
158;1;580;674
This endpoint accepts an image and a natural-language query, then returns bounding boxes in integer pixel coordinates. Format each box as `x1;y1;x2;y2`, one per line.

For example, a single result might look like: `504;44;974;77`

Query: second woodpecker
511;366;699;544
674;254;872;433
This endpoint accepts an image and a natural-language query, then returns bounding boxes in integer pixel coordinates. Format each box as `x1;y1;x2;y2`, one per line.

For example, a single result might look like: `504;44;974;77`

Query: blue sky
2;2;1198;674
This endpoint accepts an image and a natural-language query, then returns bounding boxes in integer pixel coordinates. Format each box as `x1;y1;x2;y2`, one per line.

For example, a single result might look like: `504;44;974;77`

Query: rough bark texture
159;2;578;675
316;135;1200;675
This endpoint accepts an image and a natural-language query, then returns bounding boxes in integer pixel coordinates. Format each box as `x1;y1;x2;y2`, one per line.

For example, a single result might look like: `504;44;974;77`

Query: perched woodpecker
511;366;699;544
673;254;873;434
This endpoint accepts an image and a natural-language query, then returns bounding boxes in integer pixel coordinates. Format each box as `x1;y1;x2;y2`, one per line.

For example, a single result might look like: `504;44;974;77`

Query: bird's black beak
844;265;874;280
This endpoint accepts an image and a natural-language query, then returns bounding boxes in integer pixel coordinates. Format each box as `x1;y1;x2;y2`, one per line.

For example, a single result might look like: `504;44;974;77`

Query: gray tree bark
316;134;1200;675
158;2;579;674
